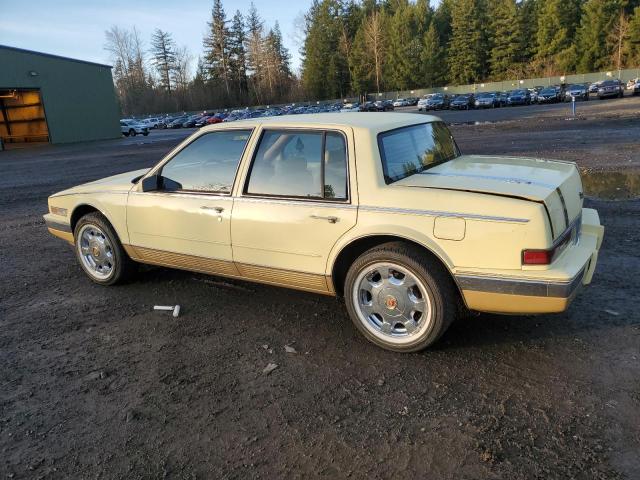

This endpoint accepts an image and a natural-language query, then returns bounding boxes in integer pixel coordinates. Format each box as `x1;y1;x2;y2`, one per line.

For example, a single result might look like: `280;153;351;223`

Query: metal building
0;45;120;146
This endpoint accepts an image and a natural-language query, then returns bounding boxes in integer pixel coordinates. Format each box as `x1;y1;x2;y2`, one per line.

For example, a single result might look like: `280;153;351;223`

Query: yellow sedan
44;113;603;352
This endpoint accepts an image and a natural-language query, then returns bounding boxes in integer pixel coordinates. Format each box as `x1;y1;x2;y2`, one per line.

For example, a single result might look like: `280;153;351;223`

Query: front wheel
129;129;136;137
344;242;457;352
74;212;136;285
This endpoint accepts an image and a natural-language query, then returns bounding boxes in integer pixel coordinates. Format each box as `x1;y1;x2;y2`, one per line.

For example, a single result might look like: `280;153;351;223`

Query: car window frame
150;127;255;197
377;121;461;185
242;127;351;204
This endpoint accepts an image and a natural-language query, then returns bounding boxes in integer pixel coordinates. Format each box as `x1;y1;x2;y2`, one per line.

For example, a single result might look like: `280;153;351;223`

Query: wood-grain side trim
124;245;333;295
127;246;240;276
48;228;74;244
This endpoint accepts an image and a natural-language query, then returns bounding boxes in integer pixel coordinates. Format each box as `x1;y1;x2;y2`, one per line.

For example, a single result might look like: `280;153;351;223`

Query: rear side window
246;130;348;200
378;122;459;184
160;130;251;193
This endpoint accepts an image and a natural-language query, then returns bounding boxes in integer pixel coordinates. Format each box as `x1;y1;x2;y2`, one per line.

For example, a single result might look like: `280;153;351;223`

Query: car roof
200;112;441;133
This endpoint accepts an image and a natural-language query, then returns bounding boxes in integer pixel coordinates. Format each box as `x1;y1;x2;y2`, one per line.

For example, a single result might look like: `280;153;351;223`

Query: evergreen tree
386;1;421;90
518;0;539;63
203;0;231;98
489;0;521;78
535;0;581;72
150;29;176;92
625;6;640;66
229;10;248;99
301;0;351;99
448;0;486;84
577;0;624;72
420;22;445;87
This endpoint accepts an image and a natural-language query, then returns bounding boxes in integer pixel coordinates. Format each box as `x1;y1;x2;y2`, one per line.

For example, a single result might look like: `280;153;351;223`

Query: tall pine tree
489;0;521;78
150;29;176;93
448;0;486;84
203;0;231;98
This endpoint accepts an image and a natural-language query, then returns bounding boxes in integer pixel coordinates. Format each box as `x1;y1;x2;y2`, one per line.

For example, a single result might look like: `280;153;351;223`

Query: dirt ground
1;101;639;479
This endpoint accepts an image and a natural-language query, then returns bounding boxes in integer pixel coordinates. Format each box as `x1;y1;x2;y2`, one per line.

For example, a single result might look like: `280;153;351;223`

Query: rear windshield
378;122;460;184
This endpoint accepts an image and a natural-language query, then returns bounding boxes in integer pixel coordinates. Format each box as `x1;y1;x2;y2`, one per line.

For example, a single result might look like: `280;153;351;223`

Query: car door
231;128;357;294
126;128;253;272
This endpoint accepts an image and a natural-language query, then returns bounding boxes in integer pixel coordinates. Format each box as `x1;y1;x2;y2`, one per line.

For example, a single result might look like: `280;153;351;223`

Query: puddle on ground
581;170;640;200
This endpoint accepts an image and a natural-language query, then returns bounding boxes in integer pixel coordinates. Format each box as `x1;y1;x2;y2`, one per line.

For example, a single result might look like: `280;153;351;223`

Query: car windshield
477;93;493;98
511;90;526;95
378;122;460;184
541;88;556;94
568;84;582;89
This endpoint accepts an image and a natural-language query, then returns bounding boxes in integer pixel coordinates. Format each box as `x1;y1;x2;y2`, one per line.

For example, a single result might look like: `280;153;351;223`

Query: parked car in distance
506;89;531;106
626;78;639;90
537;87;562;103
449;94;474;110
564;84;589;101
406;97;419;106
44;113;604;352
474;92;500;108
168;116;188;128
392;98;409;107
631;79;640;96
417;95;435;111
424;93;450;110
340;102;361;113
588;82;602;94
597;79;624;99
119;119;149;137
374;100;394;111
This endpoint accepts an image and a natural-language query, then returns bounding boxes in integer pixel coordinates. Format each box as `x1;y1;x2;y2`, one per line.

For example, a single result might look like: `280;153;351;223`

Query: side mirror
141;175;160;192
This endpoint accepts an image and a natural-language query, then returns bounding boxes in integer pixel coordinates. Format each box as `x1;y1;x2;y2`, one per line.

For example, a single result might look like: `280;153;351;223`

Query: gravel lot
1;98;639;479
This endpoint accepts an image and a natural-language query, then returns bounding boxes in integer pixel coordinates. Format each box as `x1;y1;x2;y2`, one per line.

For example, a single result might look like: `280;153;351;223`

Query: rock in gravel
284;345;297;354
124;409;140;423
263;363;278;375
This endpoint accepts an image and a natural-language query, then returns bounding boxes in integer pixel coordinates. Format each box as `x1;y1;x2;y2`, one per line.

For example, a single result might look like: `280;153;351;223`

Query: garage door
0;89;50;146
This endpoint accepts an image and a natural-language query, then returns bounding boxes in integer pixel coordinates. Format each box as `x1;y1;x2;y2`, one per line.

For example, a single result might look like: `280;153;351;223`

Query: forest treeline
105;0;640;115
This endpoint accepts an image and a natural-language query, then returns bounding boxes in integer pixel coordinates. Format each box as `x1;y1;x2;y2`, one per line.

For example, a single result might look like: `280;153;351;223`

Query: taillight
522;249;553;265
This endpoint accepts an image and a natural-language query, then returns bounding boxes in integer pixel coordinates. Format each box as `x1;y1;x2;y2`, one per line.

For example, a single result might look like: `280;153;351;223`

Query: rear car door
126;129;253;267
231;127;357;293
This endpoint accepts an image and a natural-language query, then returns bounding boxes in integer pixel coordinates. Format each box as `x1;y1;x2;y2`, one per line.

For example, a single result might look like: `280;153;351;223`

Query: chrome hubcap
77;224;115;280
353;262;433;344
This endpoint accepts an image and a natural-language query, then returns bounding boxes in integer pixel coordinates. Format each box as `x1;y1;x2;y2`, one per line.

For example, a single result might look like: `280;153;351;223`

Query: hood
51;169;148;197
394;155;583;239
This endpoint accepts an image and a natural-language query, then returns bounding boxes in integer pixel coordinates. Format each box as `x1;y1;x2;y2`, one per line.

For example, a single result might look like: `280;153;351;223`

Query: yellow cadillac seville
44;113;604;352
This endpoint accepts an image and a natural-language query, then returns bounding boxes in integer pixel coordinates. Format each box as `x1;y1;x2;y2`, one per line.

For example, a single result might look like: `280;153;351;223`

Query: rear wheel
129;128;136;137
74;212;136;286
344;242;457;352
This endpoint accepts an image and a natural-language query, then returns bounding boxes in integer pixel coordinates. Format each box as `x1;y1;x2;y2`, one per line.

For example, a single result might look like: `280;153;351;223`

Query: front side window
378;122;460;184
160;129;251;193
246;130;348;200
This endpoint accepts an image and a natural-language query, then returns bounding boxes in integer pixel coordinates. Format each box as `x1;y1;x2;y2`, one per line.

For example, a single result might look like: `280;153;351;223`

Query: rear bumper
457;208;604;314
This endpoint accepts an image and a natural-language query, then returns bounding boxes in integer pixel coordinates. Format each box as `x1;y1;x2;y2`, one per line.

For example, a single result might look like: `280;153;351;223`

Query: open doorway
0;89;50;147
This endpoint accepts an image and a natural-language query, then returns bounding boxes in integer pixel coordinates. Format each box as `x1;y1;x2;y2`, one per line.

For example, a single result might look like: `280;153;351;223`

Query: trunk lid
394;155;583;239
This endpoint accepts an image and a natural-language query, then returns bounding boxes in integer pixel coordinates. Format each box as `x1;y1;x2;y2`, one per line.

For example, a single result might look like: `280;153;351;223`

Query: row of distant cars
122;78;640;136
415;79;639;111
123;103;350;134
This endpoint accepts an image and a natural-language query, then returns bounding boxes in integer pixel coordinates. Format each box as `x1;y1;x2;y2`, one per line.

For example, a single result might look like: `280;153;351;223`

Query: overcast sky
0;0;310;73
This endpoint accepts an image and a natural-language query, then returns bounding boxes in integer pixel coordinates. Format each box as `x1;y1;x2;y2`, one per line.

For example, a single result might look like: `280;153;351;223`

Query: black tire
74;212;136;286
123;131;130;137
343;241;457;352
129;128;136;137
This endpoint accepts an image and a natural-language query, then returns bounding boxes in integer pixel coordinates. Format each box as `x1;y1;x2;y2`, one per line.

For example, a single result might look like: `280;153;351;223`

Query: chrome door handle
310;214;339;224
201;206;224;213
